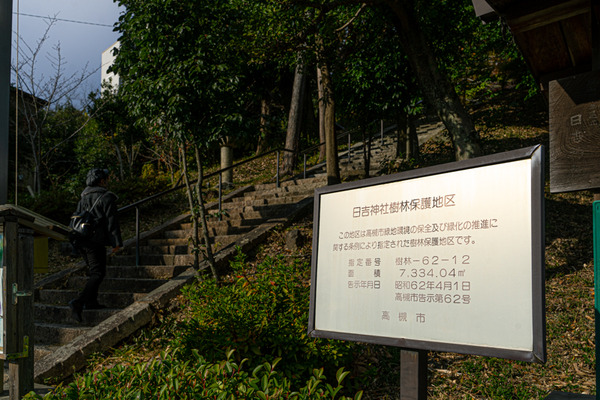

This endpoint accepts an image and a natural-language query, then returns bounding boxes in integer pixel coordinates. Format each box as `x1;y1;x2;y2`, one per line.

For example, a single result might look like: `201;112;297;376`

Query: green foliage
17;170;176;224
25;349;362;400
39;103;87;189
109;174;173;206
416;0;536;101
73;119;114;175
336;7;415;127
18;188;78;223
86;88;149;178
26;250;364;399
170;251;358;386
113;0;254;147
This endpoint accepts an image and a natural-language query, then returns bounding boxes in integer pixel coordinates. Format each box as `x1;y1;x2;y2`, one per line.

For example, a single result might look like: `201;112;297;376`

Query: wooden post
592;0;600;71
400;349;427;400
548;73;600;193
2;216;34;398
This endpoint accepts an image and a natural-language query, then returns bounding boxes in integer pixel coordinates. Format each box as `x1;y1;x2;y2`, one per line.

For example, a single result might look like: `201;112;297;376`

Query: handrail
117;120;390;266
118;146;289;214
118;120;383;214
117;146;295;266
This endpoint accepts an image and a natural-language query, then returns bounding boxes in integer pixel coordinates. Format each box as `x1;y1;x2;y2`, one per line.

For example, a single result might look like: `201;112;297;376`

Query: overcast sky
11;0;123;106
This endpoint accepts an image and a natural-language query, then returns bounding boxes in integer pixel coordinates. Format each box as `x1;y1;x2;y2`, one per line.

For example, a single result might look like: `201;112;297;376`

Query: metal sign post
400;349;427;400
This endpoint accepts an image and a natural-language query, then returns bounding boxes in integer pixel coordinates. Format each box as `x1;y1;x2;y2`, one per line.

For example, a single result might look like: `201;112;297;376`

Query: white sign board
309;146;545;363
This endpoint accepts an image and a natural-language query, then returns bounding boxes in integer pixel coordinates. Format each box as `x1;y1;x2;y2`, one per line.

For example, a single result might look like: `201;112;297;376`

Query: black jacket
75;186;123;248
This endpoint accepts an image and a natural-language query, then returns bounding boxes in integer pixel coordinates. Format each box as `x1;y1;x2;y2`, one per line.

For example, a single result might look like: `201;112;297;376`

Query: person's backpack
69;193;105;241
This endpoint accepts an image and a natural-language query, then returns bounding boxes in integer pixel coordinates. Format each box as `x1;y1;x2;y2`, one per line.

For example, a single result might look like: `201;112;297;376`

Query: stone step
219;204;289;218
143;235;241;252
109;253;195;267
241;190;311;200
126;244;190;255
106;265;188;279
34;303;120;326
66;276;168;292
253;176;326;192
35;322;91;345
227;194;309;207
206;218;260;228
36;290;146;308
145;234;233;247
34;344;60;361
340;163;385;172
251;184;322;198
205;213;266;225
164;224;253;238
177;219;257;232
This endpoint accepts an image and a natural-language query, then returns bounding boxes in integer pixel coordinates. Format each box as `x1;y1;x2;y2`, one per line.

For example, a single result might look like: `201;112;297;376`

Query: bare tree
12;17;99;194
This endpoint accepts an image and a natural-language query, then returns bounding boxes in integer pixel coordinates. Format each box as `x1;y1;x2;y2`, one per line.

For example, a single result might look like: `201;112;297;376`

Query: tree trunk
302;78;318;153
406;112;419;160
386;0;482;160
362;126;372;179
32;145;40;195
256;98;270;155
195;145;218;282
113;143;125;180
282;60;306;176
169;148;175;184
180;144;201;272
317;66;326;163
319;60;340;185
396;111;408;158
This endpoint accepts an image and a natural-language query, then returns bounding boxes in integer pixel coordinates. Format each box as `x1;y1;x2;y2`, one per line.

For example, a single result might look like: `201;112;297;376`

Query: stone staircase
31;175;329;382
29;122;443;383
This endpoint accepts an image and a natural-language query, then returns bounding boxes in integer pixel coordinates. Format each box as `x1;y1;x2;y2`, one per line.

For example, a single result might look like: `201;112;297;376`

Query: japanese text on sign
353;194;456;218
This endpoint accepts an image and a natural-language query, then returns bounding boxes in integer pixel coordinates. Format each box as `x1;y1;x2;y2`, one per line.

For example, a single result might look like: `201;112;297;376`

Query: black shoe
69;300;83;323
84;302;107;310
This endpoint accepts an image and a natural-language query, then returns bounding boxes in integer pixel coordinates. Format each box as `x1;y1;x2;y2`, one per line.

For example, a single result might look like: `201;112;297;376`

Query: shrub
25;349;362;400
169;251;359;388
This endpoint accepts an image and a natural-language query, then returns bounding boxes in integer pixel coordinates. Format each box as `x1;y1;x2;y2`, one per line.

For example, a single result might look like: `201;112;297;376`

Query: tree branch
336;3;367;32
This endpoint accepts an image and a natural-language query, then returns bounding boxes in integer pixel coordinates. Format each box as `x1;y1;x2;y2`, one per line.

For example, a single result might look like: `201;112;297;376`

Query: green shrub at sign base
25;349;361;400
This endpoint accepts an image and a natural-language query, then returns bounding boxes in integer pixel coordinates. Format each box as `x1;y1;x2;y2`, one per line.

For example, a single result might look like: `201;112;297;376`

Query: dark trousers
75;243;106;306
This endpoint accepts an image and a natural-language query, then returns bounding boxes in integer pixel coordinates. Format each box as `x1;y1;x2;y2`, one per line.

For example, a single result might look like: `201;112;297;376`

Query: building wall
101;41;120;90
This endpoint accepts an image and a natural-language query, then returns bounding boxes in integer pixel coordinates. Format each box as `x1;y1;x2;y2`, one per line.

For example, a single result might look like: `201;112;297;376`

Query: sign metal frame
0;230;3;354
308;145;546;363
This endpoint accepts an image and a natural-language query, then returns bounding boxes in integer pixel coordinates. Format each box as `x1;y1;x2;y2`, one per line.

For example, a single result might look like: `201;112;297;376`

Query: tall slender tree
112;0;252;280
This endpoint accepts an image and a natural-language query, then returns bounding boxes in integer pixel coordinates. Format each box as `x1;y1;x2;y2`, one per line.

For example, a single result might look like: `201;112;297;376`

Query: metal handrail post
218;173;223;221
303;154;307;179
276;151;280;188
135;206;140;267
